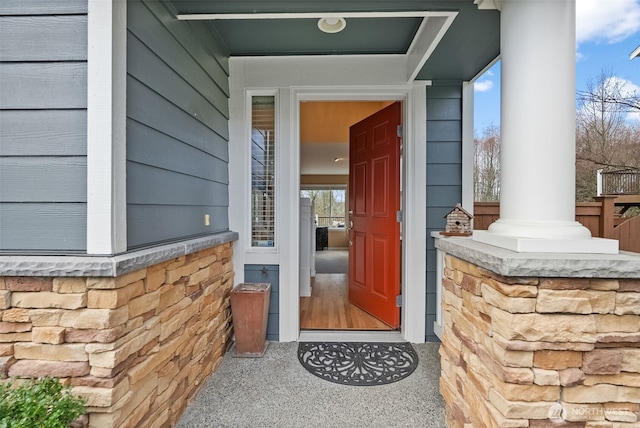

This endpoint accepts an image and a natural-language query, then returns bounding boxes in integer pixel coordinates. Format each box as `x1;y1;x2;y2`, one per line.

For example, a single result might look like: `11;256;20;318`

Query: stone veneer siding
439;253;640;428
0;238;235;428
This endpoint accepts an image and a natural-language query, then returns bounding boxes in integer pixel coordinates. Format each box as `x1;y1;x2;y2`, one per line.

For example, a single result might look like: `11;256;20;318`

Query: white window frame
245;89;280;254
248;92;279;250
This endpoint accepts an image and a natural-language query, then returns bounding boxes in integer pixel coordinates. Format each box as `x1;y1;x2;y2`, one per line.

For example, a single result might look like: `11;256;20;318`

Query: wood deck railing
316;216;346;228
599;169;640;195
474;197;640;253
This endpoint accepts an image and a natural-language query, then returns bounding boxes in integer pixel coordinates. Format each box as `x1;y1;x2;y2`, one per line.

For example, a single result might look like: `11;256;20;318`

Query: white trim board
178;11;455;20
86;0;127;254
228;55;428;343
462;82;475;216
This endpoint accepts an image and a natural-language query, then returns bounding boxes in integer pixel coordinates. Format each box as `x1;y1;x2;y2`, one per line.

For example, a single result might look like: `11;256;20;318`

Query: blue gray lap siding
126;0;231;250
425;84;463;342
0;0;232;253
0;2;88;252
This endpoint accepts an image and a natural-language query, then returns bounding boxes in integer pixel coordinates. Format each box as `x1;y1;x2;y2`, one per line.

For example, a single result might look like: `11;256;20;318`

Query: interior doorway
298;100;399;331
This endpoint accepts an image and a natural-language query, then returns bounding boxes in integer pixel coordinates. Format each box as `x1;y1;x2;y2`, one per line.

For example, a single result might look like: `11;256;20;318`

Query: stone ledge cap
0;231;239;278
433;232;640;278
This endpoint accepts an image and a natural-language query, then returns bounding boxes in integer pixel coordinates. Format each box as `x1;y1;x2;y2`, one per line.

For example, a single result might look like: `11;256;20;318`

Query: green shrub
0;377;86;428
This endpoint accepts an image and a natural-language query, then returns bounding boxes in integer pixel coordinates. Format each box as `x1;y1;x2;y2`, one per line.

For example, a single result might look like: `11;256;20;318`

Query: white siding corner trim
87;0;127;254
433;245;445;340
403;83;428;343
462;82;475;216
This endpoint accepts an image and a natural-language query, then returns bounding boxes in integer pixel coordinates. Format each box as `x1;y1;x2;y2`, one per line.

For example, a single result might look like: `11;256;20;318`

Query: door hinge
397;125;403;138
396;210;403;222
396;295;402;307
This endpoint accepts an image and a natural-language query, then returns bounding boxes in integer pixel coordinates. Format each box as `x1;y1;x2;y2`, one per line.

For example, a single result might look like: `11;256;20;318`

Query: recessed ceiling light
318;17;346;34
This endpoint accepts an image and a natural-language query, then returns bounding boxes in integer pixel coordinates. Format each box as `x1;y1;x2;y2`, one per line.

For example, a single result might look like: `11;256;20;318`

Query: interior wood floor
300;273;394;330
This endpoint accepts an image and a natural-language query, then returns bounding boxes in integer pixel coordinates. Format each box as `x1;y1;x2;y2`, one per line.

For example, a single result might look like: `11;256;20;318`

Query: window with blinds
251;96;276;247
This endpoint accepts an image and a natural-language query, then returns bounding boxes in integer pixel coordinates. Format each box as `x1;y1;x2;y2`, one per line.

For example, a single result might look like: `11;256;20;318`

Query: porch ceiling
168;0;500;82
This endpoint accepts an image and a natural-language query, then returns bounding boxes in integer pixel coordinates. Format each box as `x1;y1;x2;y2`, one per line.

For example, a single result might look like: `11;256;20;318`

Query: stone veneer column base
435;236;640;428
0;234;237;428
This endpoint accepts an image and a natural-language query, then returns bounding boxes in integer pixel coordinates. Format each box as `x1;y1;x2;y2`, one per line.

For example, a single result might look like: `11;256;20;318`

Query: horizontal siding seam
0;108;88;112
0;155;87;159
126;160;230;185
140;1;230;97
131;2;230;108
0;60;87;64
0;13;87;18
126;74;229;141
0;108;87;111
126;117;228;162
126;31;229;120
202;22;231;76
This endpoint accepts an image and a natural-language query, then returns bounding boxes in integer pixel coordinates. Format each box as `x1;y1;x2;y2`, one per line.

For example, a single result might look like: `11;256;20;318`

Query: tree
300;188;346;226
473;70;639;204
474;124;501;202
576;70;640;201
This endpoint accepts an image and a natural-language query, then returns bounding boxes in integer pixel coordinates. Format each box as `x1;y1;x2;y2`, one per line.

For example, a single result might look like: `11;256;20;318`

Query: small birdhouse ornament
441;203;473;236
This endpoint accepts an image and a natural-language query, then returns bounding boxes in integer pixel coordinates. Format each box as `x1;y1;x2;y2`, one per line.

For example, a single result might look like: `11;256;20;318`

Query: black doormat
297;342;418;386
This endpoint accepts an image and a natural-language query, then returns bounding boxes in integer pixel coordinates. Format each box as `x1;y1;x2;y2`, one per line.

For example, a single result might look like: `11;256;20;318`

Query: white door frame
291;87;427;343
228;56;427;343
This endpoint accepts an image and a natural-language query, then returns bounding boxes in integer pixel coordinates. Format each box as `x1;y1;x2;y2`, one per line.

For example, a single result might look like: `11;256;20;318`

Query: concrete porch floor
176;342;446;427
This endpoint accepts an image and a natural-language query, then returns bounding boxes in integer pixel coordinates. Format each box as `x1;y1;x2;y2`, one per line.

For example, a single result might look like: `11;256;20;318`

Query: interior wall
300;175;348;185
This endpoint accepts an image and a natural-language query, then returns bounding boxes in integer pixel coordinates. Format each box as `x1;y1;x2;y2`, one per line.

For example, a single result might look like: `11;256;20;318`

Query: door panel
348;102;401;328
372;156;389;216
373;123;389;149
353;161;367;215
353;130;368;153
371;235;388;296
354;231;367;287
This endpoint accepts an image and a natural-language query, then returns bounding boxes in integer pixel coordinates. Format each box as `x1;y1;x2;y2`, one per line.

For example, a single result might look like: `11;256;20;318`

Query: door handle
347;220;353;231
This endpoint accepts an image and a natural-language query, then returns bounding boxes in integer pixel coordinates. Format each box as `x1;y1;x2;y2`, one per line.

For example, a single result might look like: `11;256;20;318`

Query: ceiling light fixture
334;157;347;162
318;17;346;34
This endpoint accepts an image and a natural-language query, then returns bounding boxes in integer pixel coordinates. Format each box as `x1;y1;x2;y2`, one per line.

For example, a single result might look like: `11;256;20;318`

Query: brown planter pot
230;283;271;357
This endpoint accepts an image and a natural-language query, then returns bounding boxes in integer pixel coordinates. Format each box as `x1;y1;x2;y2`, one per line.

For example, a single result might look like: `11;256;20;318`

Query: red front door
348;102;401;328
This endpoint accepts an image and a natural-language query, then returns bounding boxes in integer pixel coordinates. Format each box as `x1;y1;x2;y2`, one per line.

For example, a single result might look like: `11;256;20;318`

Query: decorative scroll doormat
297;342;418;386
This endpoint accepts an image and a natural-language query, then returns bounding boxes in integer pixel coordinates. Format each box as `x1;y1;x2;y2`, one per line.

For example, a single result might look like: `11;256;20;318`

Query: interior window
300;187;346;228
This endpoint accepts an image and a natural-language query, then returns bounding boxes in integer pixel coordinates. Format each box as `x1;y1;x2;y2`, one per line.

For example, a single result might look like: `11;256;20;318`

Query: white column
473;0;617;253
86;0;127;254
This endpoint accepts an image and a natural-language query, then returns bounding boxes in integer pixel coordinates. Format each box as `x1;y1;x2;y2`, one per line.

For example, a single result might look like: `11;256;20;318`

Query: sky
473;0;640;133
